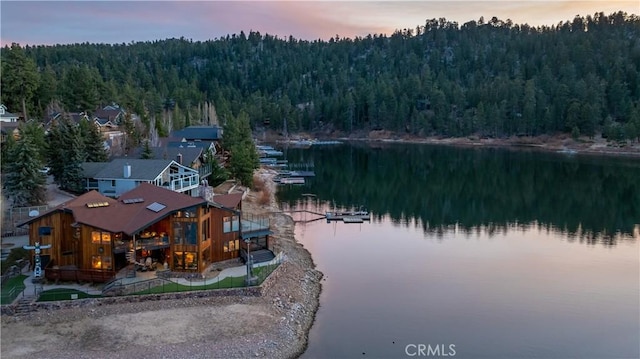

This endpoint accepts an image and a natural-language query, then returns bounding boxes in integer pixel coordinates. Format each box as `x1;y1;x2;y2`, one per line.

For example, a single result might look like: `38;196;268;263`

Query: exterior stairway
124;251;136;277
14;296;35;315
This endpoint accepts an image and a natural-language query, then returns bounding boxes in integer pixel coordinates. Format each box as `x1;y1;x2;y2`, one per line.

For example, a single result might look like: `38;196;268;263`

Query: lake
275;142;640;359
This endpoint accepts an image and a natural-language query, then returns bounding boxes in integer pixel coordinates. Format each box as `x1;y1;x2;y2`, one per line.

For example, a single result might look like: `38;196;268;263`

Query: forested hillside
2;12;639;139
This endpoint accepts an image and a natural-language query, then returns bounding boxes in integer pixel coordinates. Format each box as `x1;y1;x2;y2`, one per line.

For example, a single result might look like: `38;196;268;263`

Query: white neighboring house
0;104;19;122
82;158;200;198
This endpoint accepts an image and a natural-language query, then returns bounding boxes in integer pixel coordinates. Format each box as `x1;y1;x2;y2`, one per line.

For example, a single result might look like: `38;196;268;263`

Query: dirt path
0;169;322;359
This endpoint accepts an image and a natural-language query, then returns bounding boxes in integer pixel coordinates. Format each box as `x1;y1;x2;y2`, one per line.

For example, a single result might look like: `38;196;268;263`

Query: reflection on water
278;143;640;245
277;143;639;358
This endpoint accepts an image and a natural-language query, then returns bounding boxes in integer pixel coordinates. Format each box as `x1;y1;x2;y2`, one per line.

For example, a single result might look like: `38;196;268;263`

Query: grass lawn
133;263;280;295
37;288;102;302
0;274;27;305
133;275;248;295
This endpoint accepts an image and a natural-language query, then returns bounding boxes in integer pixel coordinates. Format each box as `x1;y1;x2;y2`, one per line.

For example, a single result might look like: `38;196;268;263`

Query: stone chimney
176;153;183;165
124;163;131;178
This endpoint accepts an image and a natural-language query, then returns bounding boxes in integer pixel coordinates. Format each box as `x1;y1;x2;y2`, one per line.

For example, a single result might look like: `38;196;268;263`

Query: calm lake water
276;142;640;359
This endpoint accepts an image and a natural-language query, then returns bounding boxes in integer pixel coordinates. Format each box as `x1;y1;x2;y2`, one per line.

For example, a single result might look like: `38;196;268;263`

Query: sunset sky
1;1;638;46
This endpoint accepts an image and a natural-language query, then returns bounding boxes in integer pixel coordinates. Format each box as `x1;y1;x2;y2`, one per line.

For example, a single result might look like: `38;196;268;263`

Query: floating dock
342;217;364;223
326;211;371;222
276;177;305;185
289;170;315;177
256;145;284;157
278;139;343;146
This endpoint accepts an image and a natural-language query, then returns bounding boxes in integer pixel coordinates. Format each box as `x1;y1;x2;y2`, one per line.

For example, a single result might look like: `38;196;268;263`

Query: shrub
258;187;271;206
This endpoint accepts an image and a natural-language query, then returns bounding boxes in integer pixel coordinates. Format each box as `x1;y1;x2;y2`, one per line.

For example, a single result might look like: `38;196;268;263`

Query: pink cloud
1;1;638;46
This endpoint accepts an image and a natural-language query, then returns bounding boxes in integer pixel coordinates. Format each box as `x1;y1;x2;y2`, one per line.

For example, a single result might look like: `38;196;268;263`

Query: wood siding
29;201;246;278
209;208;241;263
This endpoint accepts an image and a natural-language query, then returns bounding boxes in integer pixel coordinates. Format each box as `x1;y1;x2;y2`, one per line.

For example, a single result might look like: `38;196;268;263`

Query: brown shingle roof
21;184;206;235
211;192;243;209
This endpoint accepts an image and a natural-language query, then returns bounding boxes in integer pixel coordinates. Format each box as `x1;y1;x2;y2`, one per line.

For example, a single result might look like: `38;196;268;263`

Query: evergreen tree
121;112;140;153
59;123;86;193
1;43;40;120
1;131;17;173
46;118;68;184
227;144;255;187
20;121;47;163
80;120;108;162
36;65;58;115
140;139;154;159
223;111;259;187
4;13;639;141
4;132;47;206
207;159;229;187
61;65;99;111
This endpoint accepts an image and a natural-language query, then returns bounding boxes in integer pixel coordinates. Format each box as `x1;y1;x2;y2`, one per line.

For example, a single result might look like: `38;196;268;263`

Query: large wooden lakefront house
20;183;273;283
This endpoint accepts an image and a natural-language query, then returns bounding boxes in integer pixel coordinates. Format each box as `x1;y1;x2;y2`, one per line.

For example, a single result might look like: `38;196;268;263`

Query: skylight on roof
86;202;110;208
122;198;144;204
146;202;166;213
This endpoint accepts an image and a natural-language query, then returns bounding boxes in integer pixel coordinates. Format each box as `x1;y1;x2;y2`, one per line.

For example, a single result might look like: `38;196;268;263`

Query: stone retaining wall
1;264;285;316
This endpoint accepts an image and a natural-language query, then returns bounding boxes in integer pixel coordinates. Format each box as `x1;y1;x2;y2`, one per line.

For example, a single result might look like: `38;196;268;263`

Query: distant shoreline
350;136;640;158
265;130;640;158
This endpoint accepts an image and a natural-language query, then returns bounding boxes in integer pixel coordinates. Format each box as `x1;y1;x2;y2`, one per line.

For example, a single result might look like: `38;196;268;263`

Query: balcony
113;234;170;253
241;214;272;239
163;172;199;193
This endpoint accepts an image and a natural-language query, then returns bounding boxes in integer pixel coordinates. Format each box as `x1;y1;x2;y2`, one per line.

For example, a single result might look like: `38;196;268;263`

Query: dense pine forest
2;12;640;140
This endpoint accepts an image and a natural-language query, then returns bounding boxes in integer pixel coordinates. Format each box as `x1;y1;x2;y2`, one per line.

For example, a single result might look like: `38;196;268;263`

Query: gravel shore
1;169;323;359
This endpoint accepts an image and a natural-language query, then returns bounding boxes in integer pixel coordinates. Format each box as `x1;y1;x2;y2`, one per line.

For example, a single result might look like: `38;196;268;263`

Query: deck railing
165;173;199;192
102;255;283;297
45;264;115;284
198;163;212;178
241;214;270;234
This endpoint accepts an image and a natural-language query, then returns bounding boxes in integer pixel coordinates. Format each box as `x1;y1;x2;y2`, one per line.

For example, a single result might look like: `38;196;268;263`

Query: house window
173;222;197;245
176;206;197;218
232;215;239;231
92;255;102;269
91;231;111;244
173;251;197;270
223;217;231;233
224;239;240;253
91;255;112;270
223;216;239;233
111;180;116;187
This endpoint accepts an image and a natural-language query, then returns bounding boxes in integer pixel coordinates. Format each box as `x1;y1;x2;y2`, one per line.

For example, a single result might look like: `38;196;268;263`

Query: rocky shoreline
0;169;323;359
